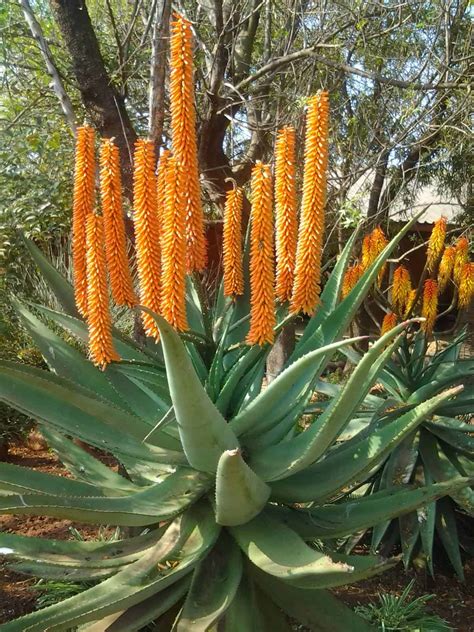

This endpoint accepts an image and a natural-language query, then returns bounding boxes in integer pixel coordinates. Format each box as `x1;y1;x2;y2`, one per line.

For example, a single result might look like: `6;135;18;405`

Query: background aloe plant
326;331;473;579
0;215;471;631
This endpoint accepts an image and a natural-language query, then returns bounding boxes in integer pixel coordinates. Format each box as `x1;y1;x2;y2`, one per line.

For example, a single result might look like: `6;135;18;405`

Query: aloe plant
326;331;473;579
0;219;470;631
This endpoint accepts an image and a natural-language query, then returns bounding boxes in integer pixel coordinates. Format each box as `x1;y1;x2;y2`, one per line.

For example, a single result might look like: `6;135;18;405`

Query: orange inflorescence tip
458;261;474;310
247;162;275;346
426;216;447;272
380;312;397;336
170;13;207;272
291;92;329;316
99;138;137;308
72;125;96;317
275;126;298;303
437;245;456;293
453;236;469;286
85;214;120;369
404;288;418;318
391;265;412;313
160;156;188;331
421;279;438;336
341;263;362;299
223;185;244;298
371;226;389;287
132;139;161;339
361;234;373;270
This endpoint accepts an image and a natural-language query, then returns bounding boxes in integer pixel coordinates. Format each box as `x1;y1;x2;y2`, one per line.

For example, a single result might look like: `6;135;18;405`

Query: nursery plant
0;13;470;632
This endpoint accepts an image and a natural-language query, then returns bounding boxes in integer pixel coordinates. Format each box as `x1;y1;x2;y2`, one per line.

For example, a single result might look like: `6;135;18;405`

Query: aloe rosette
0;218;470;631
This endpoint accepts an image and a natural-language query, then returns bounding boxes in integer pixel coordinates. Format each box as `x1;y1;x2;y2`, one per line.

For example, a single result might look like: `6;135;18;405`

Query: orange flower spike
72;125;96;316
458;262;474;310
156;149;171;236
341;264;361;299
421;279;438;336
170;13;206;272
160;156;188;331
371;226;389;286
85;214;120;369
404;288;418;318
291;92;329;315
361;234;373;270
275;126;298;302
223;185;244;297
380;312;397;336
132;139;161;339
247;162;275;346
426;216;447;272
391;265;412;313
99;138;137;307
437;245;456;293
453;237;469;285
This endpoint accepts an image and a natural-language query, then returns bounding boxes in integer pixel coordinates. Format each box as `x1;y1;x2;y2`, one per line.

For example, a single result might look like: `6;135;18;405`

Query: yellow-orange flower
437;245;455;293
85;214;119;369
404;288;418;318
391;265;412;313
156;149;171;236
361;234;373;270
371;226;389;286
247;162;275;346
170;13;206;272
132;139;161;339
275;126;298;302
99;138;137;307
161;156;188;331
342;263;362;299
421;279;438;335
72;125;95;316
380;312;397;336
426;216;447;272
453;237;469;285
458;262;474;309
223;185;244;297
291;92;329;315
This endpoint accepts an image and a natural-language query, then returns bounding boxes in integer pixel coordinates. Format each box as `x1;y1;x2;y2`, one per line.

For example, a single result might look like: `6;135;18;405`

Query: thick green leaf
145;310;239;473
176;533;242;631
0;362;183;464
418;466;436;577
249;325;408;481
0;503;219;631
399;510;420;568
268;478;471;540
435;497;465;581
254;570;373;631
215;449;270;526
231;336;364;439
271;386;463;502
13;299;129;411
23;237;78;316
0;468;210;526
215;346;265;416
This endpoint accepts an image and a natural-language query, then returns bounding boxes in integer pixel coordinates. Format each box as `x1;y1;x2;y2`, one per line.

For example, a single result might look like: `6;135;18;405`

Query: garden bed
1;441;473;629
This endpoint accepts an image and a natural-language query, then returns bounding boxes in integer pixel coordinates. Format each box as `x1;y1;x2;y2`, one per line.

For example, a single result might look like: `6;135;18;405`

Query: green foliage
336;331;473;578
0;220;470;630
355;579;452;631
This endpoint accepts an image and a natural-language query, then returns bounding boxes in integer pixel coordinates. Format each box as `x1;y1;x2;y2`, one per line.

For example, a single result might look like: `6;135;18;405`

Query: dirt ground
1;442;473;629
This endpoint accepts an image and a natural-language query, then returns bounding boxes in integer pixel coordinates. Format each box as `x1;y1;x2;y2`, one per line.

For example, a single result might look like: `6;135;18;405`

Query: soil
1;442;473;629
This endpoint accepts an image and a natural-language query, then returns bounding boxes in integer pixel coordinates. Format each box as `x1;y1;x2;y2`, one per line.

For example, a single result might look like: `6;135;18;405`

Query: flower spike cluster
170;13;206;272
72;126;96;317
458;262;473;310
275;127;298;302
437;245;456;293
421;279;438;335
247;162;275;346
381;312;397;336
132;139;162;339
426;216;446;272
161;156;188;331
85;214;120;369
223;185;244;298
391;265;412;313
99;138;137;307
291;92;329;315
